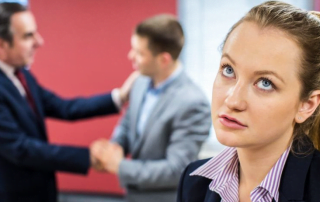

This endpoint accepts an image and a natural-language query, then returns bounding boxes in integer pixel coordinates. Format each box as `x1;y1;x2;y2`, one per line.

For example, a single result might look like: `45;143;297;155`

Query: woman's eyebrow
254;70;285;84
221;53;236;66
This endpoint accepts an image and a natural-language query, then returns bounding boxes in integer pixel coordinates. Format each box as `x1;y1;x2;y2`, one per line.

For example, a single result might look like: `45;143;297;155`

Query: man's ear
157;52;172;68
0;38;10;49
295;90;320;123
0;38;10;57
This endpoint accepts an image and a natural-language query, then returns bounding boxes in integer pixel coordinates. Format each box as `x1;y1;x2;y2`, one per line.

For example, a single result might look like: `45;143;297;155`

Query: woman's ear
295;90;320;123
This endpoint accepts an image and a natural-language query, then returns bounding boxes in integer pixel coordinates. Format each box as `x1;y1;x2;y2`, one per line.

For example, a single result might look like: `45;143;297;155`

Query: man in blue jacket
0;2;138;202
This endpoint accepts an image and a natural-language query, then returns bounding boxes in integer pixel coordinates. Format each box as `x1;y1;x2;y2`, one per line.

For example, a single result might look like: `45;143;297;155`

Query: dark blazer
177;137;320;202
0;68;118;202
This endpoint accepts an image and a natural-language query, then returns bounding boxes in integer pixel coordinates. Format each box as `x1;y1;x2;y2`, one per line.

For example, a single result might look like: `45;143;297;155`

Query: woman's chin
216;130;241;148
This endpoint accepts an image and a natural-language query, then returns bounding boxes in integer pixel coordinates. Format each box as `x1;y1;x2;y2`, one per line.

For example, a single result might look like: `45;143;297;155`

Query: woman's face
212;21;302;150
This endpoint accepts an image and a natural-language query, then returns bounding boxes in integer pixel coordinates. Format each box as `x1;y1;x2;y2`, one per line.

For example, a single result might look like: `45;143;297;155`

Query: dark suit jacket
0;68;118;202
177;137;320;202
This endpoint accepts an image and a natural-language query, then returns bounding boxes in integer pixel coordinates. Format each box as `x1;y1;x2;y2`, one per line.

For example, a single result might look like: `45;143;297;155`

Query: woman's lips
218;114;247;129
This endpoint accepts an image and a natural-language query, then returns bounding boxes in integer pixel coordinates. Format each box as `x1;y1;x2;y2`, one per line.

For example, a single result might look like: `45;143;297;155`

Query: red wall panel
29;0;176;194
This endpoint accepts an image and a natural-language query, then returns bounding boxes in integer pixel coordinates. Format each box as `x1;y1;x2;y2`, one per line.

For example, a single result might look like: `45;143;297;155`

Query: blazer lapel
278;136;313;202
0;69;23;100
22;69;45;120
23;71;51;141
0;69;38;121
130;77;149;149
203;189;221;202
132;72;187;157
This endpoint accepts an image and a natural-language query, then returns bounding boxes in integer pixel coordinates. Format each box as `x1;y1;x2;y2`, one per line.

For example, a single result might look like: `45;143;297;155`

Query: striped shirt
191;146;290;202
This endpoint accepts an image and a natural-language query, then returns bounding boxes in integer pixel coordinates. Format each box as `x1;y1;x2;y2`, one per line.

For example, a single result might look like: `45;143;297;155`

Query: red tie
15;70;38;116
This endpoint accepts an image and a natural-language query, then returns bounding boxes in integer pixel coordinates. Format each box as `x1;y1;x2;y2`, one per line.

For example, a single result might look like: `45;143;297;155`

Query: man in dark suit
0;3;138;202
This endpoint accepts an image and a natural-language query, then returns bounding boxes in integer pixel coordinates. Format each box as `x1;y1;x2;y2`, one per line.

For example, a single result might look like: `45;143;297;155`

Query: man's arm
110;104;131;155
36;71;139;120
90;89;134;166
40;86;118;120
89;105;132;172
0;100;91;173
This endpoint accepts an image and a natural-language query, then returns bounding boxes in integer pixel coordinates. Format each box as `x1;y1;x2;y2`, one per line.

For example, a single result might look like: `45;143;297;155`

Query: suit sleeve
117;100;211;190
38;85;119;120
0;97;90;173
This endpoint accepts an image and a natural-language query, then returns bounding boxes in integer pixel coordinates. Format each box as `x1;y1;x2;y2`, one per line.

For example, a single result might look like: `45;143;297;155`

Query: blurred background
0;0;317;201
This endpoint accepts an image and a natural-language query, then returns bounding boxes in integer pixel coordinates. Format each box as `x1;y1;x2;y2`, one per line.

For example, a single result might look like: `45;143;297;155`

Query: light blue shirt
137;66;183;137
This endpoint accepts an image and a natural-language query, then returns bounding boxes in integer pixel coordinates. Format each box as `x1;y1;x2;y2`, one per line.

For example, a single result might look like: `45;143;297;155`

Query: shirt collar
255;146;290;201
148;64;183;94
191;147;239;201
0;60;16;77
191;147;237;180
191;146;291;202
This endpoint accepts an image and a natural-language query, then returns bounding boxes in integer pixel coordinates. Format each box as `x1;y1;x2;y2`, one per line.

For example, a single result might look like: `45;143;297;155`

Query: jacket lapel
131;72;187;157
203;189;221;202
278;136;313;202
130;77;149;150
0;69;38;121
0;69;23;100
21;69;45;120
22;70;50;140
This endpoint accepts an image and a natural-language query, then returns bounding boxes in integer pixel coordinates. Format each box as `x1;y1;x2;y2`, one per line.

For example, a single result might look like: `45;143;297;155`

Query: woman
177;1;320;202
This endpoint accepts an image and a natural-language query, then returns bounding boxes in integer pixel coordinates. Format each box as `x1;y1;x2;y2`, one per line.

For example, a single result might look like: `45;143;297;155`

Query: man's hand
89;139;124;174
89;138;110;172
119;71;140;104
102;142;124;174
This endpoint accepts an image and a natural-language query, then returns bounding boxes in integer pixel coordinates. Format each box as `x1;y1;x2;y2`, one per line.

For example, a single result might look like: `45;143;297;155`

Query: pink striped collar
191;146;290;202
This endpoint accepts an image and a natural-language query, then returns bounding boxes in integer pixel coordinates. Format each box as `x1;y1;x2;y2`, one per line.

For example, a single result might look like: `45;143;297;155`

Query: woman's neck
237;134;292;201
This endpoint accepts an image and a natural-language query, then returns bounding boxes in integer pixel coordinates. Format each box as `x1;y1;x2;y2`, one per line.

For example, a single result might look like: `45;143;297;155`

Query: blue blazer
177;137;320;202
0;69;118;202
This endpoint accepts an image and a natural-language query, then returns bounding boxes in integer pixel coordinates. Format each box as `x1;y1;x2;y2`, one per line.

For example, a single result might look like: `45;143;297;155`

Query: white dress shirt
0;60;26;97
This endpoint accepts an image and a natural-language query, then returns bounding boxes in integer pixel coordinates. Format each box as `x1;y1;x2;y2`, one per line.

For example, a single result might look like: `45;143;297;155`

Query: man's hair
0;3;27;44
134;14;184;60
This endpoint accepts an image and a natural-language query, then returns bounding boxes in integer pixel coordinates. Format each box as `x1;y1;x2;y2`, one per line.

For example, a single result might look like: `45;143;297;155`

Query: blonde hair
223;1;320;149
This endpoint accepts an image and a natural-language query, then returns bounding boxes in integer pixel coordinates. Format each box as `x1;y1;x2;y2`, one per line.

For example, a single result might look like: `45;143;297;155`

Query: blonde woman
178;1;320;202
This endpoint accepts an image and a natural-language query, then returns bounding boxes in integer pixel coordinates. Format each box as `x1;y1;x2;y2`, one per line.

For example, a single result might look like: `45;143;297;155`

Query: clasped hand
89;139;124;174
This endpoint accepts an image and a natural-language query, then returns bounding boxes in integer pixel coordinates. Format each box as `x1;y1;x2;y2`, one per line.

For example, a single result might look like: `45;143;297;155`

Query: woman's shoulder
310;149;320;168
303;149;320;187
180;158;213;190
301;149;320;200
178;158;214;202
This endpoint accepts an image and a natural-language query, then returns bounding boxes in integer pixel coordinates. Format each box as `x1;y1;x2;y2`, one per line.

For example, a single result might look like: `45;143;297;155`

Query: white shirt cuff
111;88;122;110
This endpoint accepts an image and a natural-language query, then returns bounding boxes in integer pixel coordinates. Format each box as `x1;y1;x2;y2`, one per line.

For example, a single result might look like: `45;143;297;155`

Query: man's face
2;11;43;68
127;34;159;77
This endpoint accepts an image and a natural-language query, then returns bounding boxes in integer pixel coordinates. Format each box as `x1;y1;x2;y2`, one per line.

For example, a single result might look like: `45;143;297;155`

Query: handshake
89;139;124;174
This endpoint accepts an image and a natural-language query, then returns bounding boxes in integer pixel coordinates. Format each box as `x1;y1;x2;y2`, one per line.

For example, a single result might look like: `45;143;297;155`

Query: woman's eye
256;78;274;91
222;65;235;78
